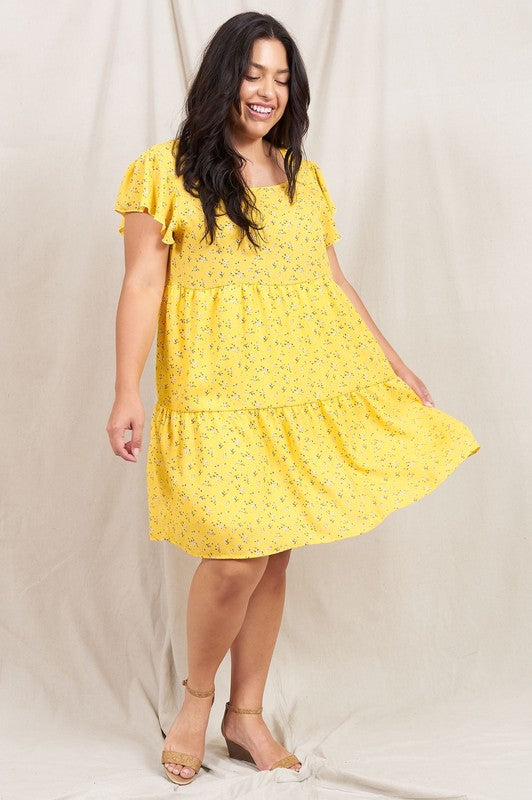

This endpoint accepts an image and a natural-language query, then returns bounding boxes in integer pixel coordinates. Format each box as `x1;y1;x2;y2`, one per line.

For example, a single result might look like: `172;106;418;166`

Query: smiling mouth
246;103;274;118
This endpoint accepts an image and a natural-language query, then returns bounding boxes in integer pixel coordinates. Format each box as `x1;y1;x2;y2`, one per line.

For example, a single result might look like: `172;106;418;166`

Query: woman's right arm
106;211;169;462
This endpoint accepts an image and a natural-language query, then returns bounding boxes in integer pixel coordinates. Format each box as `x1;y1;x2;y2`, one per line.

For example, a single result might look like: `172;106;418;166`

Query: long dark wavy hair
172;12;310;249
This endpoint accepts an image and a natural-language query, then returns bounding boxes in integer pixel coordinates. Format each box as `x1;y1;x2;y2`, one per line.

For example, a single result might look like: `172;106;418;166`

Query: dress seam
154;375;405;416
164;273;332;291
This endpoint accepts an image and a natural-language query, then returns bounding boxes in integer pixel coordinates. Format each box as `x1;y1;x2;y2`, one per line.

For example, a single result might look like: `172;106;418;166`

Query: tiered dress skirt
146;273;480;558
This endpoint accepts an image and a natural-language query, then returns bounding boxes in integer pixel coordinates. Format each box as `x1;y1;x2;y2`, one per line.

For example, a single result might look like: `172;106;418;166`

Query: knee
266;549;292;577
202;556;269;602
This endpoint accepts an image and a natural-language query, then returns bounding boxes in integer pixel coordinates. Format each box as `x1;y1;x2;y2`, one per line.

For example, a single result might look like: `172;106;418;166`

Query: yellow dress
115;139;480;559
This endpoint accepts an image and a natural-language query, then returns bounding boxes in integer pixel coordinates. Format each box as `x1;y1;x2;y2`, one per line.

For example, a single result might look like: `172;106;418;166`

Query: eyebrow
249;61;290;74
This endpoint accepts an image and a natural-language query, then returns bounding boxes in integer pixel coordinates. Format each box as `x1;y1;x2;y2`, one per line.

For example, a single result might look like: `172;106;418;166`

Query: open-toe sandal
161;678;215;785
221;701;301;771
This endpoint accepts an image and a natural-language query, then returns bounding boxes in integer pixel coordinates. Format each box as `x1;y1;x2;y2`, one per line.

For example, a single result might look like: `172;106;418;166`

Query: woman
107;11;480;786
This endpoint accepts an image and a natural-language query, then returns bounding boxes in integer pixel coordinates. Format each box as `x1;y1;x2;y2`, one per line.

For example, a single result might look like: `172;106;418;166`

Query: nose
256;76;275;99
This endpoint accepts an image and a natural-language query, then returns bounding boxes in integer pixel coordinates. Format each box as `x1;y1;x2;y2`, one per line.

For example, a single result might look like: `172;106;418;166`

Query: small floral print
115;141;480;558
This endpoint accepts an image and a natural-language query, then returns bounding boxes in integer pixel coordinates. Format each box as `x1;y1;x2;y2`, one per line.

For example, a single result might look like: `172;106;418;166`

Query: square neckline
247;146;289;189
250;179;289;189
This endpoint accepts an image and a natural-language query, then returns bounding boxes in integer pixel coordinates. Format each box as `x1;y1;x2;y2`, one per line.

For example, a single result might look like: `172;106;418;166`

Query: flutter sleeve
114;143;176;245
310;161;342;247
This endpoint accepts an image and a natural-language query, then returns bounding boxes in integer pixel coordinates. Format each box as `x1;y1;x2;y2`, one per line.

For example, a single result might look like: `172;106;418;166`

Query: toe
180;766;194;778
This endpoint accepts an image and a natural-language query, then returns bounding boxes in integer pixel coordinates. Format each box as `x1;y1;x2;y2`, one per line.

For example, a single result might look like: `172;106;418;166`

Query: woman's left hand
392;363;435;407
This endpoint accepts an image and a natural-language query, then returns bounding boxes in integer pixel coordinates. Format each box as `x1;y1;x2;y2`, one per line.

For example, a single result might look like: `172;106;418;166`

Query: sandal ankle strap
182;678;215;698
225;701;263;714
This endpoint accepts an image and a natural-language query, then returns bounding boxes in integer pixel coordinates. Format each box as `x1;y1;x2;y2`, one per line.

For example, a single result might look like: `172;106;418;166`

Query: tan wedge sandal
161;678;215;785
221;701;301;771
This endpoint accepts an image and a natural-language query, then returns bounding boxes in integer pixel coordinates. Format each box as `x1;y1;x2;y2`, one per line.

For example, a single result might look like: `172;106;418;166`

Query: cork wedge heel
221;701;301;771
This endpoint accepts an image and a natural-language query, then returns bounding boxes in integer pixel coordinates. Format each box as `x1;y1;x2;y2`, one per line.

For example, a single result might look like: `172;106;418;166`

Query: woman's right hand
106;391;145;462
107;210;168;462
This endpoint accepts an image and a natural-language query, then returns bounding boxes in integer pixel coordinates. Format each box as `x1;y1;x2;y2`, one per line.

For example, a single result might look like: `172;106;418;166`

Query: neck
230;133;273;165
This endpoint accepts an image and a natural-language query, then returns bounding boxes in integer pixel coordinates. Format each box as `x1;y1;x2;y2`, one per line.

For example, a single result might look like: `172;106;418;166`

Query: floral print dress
114;139;480;558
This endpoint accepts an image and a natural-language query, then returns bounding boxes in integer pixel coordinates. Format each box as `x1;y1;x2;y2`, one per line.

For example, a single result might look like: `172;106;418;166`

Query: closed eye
245;76;289;86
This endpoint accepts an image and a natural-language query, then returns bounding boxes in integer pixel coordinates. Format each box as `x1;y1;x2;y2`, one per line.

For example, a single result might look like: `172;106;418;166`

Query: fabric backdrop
2;1;530;798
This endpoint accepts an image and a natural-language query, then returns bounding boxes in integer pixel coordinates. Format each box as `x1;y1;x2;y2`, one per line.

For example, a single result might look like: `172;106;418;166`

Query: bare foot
162;694;212;780
222;710;301;772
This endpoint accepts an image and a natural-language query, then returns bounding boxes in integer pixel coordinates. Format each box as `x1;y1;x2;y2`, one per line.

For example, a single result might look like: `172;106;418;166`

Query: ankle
181;694;212;716
171;677;214;721
182;677;215;698
227;699;263;713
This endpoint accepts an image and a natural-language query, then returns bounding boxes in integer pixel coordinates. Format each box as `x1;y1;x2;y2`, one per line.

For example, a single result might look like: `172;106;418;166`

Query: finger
108;424;136;461
124;440;140;459
127;419;144;459
419;385;435;406
116;436;137;460
123;439;140;459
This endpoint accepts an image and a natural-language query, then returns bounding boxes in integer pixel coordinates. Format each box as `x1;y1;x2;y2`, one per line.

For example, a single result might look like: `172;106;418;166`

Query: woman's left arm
326;245;435;407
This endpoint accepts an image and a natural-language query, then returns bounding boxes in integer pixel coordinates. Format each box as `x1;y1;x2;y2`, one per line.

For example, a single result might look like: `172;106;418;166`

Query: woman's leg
224;549;301;771
163;555;269;779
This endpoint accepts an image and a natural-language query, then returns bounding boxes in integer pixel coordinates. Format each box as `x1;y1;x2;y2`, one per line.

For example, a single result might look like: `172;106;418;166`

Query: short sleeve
310;161;342;247
114;142;176;245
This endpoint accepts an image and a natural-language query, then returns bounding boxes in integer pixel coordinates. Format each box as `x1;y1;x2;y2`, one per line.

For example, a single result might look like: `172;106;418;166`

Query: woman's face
229;38;290;139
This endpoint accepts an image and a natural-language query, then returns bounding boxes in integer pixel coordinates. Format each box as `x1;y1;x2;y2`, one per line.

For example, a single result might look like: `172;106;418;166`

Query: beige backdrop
2;1;530;798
